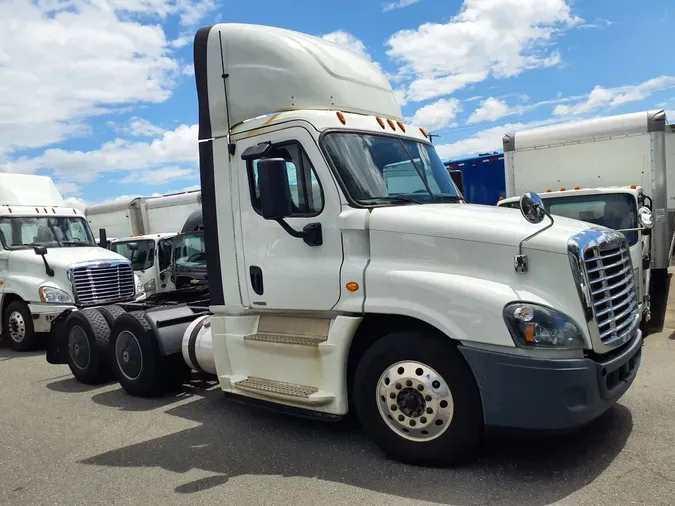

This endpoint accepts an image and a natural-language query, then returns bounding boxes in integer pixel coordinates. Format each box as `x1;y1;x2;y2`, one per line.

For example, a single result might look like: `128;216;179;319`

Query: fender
142;305;209;356
45;309;73;365
363;263;588;349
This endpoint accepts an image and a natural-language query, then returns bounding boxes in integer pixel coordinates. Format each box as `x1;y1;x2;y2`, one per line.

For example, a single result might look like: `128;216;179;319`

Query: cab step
245;315;330;347
233;377;334;405
244;333;326;346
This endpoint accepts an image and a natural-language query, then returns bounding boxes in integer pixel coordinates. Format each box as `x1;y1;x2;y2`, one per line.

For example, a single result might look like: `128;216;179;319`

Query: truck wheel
110;311;175;397
3;300;39;352
353;330;483;466
65;309;113;384
96;305;126;330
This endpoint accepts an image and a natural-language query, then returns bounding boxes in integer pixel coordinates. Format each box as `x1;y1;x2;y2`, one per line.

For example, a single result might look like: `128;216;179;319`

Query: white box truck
85;190;202;240
47;23;643;466
0;173;137;351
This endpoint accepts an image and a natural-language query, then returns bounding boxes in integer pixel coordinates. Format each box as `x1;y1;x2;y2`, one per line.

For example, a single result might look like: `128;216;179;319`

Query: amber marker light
346;282;359;292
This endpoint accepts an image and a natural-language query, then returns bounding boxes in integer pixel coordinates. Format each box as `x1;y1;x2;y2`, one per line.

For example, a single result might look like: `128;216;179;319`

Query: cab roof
498;185;642;205
194;23;403;140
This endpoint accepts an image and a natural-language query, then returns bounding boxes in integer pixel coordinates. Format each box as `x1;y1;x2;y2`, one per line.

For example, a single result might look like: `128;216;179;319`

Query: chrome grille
569;229;639;352
69;260;135;306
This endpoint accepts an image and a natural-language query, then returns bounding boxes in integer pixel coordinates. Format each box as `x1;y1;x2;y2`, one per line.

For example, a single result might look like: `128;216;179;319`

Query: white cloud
467;97;512;124
383;0;422;12
410;98;462;131
322;31;378;65
124;117;166;137
553;76;675;116
1;124;199;184
435;118;558;160
0;0;213;158
387;0;580;102
56;181;82;196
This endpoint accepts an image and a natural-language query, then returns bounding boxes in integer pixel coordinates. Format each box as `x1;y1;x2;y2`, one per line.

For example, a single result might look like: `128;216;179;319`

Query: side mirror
637;206;654;231
127;242;139;251
519;192;546;225
98;228;107;249
34;246;48;256
258;158;293;220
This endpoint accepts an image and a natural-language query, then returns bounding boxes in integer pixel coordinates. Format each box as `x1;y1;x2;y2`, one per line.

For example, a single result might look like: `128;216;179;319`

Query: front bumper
459;331;643;431
27;303;75;333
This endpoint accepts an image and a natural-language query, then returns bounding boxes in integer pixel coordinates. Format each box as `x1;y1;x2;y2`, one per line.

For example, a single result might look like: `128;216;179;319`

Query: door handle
250;266;264;295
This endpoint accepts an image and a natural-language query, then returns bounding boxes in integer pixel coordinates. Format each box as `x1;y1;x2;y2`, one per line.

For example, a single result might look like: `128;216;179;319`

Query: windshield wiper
61;241;89;247
433;195;463;203
361;195;423;205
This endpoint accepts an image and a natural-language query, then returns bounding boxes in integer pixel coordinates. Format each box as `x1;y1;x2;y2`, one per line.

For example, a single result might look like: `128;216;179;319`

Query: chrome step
233;377;333;405
244;332;326;346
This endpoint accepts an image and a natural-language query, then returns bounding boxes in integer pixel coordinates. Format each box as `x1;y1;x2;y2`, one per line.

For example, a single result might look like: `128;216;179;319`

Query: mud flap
45;309;73;365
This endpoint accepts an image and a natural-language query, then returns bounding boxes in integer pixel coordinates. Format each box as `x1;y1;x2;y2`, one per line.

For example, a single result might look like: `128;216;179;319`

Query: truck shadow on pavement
82;383;633;506
0;348;44;362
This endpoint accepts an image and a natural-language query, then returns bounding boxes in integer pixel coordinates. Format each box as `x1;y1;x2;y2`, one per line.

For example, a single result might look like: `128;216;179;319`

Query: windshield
111;239;155;271
0;216;95;249
172;233;206;270
321;132;461;205
500;194;638;245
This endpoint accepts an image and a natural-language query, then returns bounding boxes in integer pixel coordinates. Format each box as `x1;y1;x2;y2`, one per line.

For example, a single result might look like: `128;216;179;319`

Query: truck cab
109;233;178;299
0;174;135;351
498;186;653;323
46;23;644;467
171;206;207;290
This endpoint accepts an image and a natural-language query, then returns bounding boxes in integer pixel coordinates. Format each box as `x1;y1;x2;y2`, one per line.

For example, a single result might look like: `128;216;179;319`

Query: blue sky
0;0;672;209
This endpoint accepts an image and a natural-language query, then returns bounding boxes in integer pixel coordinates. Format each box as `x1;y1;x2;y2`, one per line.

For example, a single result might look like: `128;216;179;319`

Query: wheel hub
115;331;143;381
8;311;26;342
377;360;454;442
68;325;90;370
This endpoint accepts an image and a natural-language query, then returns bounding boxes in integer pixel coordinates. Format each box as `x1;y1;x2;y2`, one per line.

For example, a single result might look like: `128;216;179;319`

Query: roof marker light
574;185;580;190
546;188;552;192
387;119;396;130
560;187;566;191
419;127;428;138
376;117;385;129
336;111;346;125
630;184;637;189
396;121;406;132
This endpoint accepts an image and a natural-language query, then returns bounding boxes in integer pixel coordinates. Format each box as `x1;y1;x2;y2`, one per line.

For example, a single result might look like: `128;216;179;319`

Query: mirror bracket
515;191;555;274
275;219;323;247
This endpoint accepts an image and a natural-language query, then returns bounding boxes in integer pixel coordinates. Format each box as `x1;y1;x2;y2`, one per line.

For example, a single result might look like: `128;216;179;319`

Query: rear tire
110;311;188;397
353;330;483;466
65;309;113;384
3;300;39;352
96;305;126;330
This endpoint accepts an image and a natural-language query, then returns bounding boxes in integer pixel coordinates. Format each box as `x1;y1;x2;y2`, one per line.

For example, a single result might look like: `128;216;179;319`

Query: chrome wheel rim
8;311;26;343
376;360;454;442
115;331;143;381
68;325;90;370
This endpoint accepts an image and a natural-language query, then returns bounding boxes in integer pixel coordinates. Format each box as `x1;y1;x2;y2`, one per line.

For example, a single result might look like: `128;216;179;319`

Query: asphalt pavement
1;331;674;506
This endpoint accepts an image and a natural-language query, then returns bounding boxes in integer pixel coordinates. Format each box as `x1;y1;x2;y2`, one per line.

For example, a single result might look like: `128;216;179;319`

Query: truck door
236;127;343;310
157;237;174;292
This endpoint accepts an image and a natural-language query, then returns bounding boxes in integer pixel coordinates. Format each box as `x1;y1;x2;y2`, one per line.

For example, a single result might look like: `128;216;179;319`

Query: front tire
353;330;483;466
3;300;38;352
65;309;113;384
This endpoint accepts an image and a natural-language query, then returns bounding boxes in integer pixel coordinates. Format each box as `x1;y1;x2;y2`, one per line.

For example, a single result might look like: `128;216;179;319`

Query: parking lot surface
1;331;674;506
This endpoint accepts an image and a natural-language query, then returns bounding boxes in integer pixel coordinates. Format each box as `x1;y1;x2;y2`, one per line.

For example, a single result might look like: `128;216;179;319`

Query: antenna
428;133;441;144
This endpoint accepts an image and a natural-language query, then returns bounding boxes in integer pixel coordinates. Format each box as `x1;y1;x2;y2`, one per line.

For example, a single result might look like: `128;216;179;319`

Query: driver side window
246;142;324;216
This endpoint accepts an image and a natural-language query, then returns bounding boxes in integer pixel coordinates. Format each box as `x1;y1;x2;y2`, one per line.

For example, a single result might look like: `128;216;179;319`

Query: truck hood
369;203;599;254
9;246;129;270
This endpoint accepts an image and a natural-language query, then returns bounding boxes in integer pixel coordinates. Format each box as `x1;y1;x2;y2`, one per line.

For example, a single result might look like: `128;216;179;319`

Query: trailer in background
444;153;505;205
85;190;202;239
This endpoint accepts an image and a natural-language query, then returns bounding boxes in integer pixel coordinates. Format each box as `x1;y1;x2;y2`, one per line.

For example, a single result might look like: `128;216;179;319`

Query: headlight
39;286;73;304
503;303;587;349
143;278;156;293
134;274;143;295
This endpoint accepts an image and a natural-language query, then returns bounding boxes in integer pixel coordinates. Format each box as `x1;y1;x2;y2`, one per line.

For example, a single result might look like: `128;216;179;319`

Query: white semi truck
46;23;643;466
0;173;136;351
85;190;202;241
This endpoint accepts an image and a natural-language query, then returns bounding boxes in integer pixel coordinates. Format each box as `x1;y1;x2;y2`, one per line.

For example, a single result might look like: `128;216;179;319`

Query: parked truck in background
0;174;136;351
47;23;643;466
444;153;506;205
85;190;202;240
